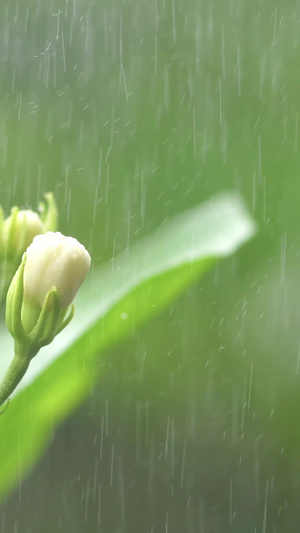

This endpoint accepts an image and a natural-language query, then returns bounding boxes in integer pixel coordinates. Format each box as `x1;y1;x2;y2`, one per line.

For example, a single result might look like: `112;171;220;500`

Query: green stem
0;356;29;407
0;342;36;408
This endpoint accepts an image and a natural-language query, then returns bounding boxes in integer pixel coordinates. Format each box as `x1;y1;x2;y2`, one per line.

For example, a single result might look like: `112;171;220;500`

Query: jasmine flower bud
24;232;91;310
3;209;45;259
6;231;91;339
1;231;91;408
2;193;58;262
0;193;58;304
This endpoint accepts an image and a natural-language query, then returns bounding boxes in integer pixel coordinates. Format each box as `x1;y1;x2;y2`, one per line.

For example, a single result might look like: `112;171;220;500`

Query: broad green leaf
0;192;256;501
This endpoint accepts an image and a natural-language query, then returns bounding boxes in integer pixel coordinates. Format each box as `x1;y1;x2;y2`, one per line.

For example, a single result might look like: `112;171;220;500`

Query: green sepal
5;253;27;343
56;304;75;336
5;207;19;258
38;192;58;232
0;206;5;253
29;287;61;349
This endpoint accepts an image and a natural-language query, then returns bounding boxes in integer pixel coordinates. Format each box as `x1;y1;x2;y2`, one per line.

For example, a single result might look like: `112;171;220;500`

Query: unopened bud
3;209;45;259
24;232;91;310
2;193;58;262
6;231;91;347
0;193;58;305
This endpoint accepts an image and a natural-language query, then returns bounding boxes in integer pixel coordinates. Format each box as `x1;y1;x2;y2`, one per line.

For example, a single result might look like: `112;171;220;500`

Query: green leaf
0;192;256;501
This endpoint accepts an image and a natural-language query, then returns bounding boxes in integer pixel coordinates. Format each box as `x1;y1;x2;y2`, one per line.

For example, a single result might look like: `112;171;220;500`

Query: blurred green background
1;0;300;531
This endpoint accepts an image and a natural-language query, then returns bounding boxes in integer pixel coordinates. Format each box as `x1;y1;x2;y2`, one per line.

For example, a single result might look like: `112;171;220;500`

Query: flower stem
0;356;29;407
0;342;36;408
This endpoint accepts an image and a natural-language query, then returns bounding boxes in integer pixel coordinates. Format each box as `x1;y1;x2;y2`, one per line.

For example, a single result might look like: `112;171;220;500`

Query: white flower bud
3;209;46;258
24;232;91;310
3;230;90;406
0;194;58;306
